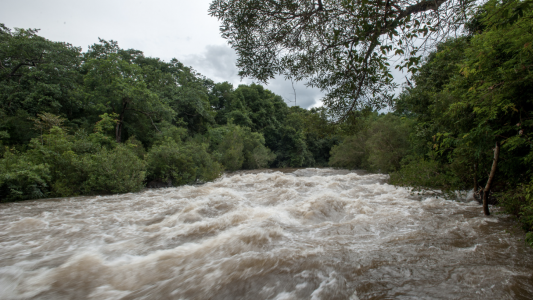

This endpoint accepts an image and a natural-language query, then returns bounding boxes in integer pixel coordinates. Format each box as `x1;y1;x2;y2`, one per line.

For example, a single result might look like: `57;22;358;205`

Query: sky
1;0;326;109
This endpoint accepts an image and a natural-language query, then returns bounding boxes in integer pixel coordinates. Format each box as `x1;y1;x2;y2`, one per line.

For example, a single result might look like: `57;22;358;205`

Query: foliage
27;127;89;197
389;157;465;195
248;146;277;170
209;83;330;168
365;115;411;172
0;24;82;118
401;0;532;188
0;126;147;199
208;124;275;171
82;144;146;194
209;0;474;116
146;138;222;185
329;114;410;172
496;179;533;247
329;134;368;170
82;39;174;143
0;23;348;203
29;112;67;135
0;149;51;202
389;0;533;236
0;22;399;202
212;126;245;171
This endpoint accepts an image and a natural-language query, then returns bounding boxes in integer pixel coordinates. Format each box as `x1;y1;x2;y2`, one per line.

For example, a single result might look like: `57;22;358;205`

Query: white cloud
1;0;224;58
265;76;324;109
182;44;324;108
182;44;240;83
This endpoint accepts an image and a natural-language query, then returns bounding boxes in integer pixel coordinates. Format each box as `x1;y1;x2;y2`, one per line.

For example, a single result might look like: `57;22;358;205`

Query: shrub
246;145;276;169
190;143;224;182
0;150;51;202
329;114;410;172
124;136;146;158
83;145;146;194
146;138;222;186
218;128;245;171
152;123;188;145
329;134;368;170
28;127;89;197
209;124;275;171
365;115;411;172
496;181;533;246
389;157;461;195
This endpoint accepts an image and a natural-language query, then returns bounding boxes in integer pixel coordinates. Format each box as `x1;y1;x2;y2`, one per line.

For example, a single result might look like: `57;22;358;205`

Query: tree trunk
115;119;123;143
483;142;500;216
115;99;128;143
473;162;479;201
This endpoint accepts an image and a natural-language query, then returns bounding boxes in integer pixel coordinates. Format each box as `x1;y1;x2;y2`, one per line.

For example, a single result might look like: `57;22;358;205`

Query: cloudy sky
1;0;327;108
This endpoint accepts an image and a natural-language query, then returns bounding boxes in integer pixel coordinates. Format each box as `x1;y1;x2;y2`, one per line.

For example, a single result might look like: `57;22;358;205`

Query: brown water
1;168;532;300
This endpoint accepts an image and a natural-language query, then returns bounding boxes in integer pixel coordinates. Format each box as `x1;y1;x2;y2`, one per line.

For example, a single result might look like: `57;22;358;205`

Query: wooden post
483;142;500;216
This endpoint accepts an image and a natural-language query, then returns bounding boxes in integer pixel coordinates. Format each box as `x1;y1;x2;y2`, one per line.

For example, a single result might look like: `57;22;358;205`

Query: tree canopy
209;0;474;117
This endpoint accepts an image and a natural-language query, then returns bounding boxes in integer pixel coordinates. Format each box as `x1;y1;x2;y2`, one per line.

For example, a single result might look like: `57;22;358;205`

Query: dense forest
0;24;343;200
1;0;532;244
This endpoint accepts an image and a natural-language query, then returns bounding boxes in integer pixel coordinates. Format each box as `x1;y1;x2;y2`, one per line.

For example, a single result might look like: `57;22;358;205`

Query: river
1;168;532;299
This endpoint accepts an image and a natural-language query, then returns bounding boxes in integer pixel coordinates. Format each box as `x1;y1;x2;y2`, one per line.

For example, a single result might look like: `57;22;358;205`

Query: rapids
0;168;532;299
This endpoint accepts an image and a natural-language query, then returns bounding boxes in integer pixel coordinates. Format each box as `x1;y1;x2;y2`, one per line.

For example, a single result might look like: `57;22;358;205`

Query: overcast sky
1;0;326;109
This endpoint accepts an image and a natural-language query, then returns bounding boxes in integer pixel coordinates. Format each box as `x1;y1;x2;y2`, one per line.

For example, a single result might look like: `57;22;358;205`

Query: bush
209;124;275;171
329;134;368;170
240;127;275;169
83;145;146;194
28;127;89;197
146;138;222;186
0;150;51;202
329;114;410;172
389;157;461;194
218;128;245;171
263;124;314;168
190;143;224;182
246;145;276;169
496;181;533;246
124;136;146;158
365;115;411;172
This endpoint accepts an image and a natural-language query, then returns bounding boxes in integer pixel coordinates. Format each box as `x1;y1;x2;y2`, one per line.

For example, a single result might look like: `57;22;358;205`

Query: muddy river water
1;168;532;299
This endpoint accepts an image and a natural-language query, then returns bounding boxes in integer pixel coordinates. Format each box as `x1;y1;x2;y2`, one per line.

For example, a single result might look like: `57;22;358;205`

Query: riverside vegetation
1;0;532;244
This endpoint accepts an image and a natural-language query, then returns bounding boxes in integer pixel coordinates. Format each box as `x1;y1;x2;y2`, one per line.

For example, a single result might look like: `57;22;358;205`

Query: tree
82;40;174;143
209;0;473;117
136;56;216;135
329;113;410;172
0;24;82;139
208;123;275;170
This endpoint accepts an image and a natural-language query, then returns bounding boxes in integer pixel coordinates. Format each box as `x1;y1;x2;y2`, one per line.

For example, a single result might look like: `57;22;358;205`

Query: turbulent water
1;169;532;300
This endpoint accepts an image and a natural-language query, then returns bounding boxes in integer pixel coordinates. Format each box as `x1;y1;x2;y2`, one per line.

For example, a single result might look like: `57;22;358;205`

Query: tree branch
339;0;391;121
399;0;448;18
9;61;35;77
128;108;162;133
